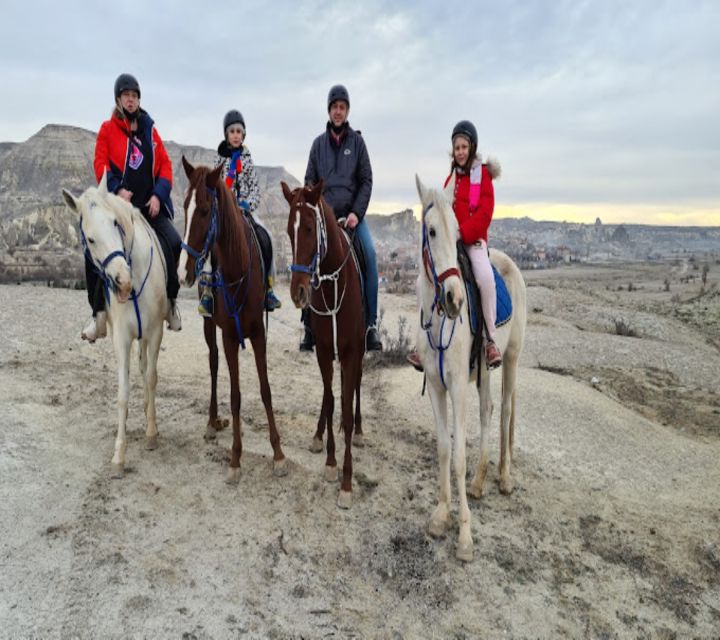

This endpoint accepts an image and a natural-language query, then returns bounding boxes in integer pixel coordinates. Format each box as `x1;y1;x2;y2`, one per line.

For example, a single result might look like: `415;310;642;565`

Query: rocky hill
0;125;300;283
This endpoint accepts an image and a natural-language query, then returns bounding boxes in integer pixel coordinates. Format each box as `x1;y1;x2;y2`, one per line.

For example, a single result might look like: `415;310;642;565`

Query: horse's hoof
428;518;448;539
215;418;229;431
337;490;352;509
309;437;323;453
273;458;288;477
468;484;484;500
353;433;365;448
456;541;474;563
204;426;217;441
499;477;515;495
110;463;124;479
323;465;338;483
225;466;241;485
145;435;158;450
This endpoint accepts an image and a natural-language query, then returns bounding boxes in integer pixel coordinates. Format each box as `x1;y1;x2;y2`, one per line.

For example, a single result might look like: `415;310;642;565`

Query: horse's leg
222;331;242;485
449;380;472;562
316;346;337;481
499;355;519;495
310;348;335;453
311;345;333;454
469;366;492;499
352;352;364;448
111;333;131;478
337;355;359;509
249;333;287;477
427;381;451;538
204;317;225;440
143;330;161;451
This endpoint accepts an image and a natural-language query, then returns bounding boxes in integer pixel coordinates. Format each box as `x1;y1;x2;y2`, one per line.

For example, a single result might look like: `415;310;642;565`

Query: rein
290;200;353;357
419;202;462;389
80;210;154;339
184;187;252;349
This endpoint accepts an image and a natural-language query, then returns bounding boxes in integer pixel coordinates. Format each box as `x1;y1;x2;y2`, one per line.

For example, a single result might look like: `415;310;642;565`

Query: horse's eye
429;228;436;238
87;237;95;244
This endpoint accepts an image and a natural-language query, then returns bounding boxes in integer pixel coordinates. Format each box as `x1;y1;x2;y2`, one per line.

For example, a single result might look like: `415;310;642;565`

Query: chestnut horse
282;181;364;509
178;158;286;482
415;176;527;562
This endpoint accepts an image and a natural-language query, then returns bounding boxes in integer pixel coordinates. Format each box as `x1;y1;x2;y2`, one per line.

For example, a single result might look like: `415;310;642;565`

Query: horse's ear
62;188;79;214
98;170;109;197
415;174;430;207
182;156;195;180
281;181;294;204
306;180;324;205
207;164;223;189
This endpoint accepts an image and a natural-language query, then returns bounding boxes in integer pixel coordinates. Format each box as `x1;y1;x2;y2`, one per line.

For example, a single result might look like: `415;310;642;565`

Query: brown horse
282;181;364;509
178;158;286;482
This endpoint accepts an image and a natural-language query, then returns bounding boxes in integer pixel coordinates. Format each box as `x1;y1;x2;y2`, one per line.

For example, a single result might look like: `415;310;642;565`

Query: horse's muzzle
443;281;465;319
291;281;310;309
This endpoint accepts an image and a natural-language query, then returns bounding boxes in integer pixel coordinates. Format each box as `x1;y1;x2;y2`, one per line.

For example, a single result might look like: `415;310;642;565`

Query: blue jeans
353;219;379;327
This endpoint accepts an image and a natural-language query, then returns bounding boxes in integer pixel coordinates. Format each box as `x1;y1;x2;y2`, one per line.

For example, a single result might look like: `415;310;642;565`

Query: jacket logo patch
344;148;351;155
128;143;144;170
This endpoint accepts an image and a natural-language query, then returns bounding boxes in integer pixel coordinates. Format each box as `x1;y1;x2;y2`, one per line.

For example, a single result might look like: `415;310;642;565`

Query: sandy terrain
1;262;719;639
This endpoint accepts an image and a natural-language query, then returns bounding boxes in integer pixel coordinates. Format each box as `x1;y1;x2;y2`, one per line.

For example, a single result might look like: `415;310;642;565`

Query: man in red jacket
83;73;181;341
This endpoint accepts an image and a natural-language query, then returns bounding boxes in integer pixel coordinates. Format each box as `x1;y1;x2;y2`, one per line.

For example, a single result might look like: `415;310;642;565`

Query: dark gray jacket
304;123;373;222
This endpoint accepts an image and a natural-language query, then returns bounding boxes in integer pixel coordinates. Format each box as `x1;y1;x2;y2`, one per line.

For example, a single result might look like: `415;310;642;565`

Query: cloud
1;0;718;224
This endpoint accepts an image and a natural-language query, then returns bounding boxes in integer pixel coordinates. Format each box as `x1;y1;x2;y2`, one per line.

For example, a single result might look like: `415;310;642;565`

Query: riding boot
299;308;314;351
365;325;383;351
82;311;107;343
166;300;182;331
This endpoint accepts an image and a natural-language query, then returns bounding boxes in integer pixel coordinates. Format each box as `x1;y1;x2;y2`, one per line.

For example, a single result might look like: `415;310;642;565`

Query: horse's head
415;175;465;319
62;175;134;303
282;179;326;309
178;156;223;287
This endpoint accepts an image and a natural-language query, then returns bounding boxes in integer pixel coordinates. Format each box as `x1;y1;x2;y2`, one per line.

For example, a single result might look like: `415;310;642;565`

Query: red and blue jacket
94;110;175;218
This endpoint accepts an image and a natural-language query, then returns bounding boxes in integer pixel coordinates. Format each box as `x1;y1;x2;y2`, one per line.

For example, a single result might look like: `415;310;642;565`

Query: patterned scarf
225;148;243;190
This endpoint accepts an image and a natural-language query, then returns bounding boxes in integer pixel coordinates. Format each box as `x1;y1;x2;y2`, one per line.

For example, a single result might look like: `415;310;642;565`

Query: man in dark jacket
300;84;382;352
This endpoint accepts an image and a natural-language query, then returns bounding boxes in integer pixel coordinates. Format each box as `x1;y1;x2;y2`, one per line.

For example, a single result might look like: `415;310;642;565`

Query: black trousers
84;209;181;314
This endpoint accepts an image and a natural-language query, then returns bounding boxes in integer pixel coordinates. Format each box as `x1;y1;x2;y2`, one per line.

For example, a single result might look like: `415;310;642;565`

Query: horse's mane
421;187;458;244
191;165;248;264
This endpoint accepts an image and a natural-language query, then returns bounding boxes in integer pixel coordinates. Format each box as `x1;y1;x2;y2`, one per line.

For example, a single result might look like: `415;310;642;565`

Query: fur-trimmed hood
484;156;501;180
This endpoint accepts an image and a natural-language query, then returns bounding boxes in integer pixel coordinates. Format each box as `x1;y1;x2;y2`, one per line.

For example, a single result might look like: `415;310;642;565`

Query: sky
1;0;718;226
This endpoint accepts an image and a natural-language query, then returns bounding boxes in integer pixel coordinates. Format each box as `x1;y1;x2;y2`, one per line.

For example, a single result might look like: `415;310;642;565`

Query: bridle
180;187;219;280
419;201;462;389
80;205;154;339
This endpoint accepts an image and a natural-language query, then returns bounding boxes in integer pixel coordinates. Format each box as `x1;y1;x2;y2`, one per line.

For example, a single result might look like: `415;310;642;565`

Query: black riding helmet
327;84;350;111
114;73;141;100
451;120;478;147
223;109;245;134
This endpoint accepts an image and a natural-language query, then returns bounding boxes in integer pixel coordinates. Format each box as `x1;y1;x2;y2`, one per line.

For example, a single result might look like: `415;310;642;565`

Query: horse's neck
215;196;249;276
129;214;161;286
321;210;346;273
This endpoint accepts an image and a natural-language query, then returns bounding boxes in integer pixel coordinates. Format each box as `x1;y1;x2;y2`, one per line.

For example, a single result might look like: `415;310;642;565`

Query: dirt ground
1;261;719;639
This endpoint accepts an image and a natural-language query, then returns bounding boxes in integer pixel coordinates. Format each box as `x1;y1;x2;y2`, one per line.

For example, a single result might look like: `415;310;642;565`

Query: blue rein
80;214;153;339
182;188;251;349
420;203;460;389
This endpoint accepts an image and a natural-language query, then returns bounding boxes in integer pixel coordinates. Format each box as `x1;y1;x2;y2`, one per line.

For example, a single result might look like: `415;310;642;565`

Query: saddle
456;241;513;373
244;212;272;289
347;228;367;319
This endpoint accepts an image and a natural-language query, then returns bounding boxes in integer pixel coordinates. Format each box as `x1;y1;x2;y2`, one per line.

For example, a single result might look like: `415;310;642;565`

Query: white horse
415;176;527;562
62;176;170;477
